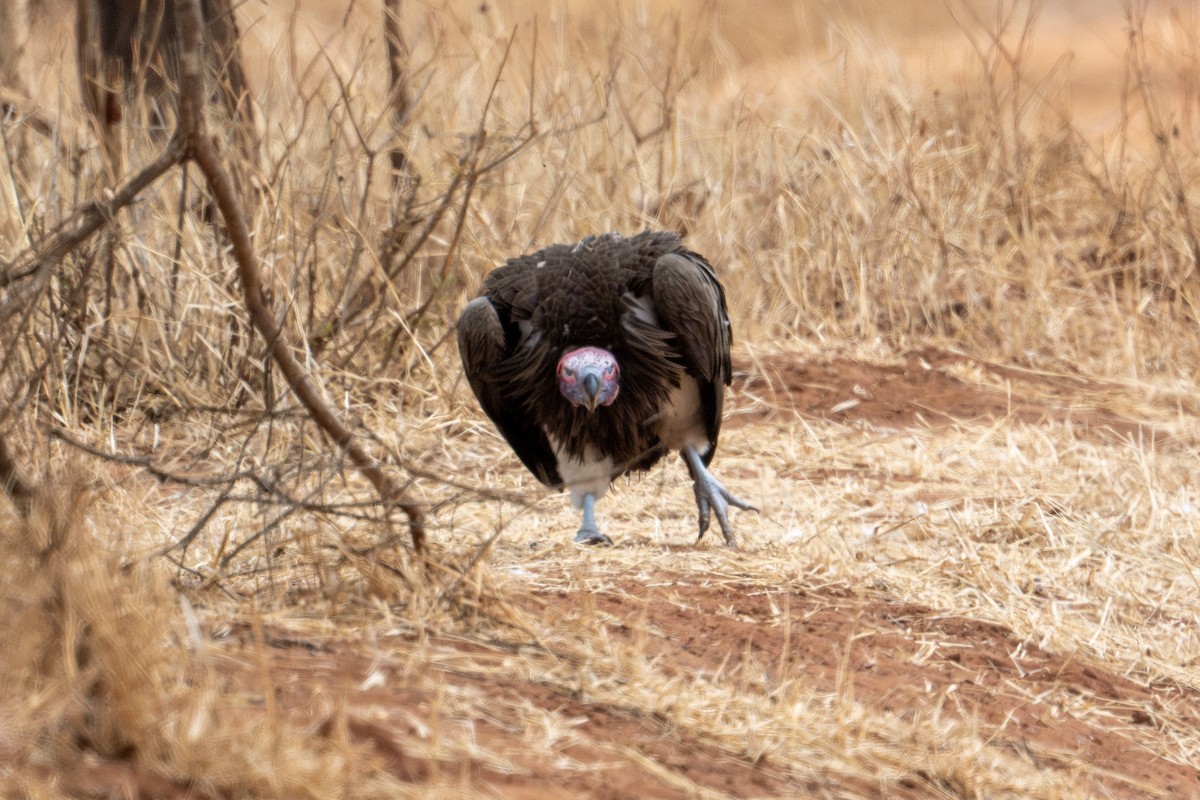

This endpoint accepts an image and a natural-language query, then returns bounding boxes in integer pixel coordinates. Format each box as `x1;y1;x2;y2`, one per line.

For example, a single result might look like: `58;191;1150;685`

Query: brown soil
53;349;1200;799
531;581;1200;799
734;347;1183;443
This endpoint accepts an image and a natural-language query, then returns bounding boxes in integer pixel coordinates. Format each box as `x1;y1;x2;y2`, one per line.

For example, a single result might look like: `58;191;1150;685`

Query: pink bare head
556;346;620;411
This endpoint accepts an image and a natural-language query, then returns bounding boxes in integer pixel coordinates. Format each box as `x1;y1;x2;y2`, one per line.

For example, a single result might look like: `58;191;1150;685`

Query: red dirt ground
53;351;1200;799
734;347;1185;442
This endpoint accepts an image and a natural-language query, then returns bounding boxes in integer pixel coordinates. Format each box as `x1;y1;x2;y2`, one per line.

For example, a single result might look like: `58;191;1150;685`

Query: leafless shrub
0;0;462;585
0;460;418;796
1;0;1200;793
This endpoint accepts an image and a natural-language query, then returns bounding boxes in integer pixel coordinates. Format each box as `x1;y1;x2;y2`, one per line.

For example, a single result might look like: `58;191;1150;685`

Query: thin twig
0;137;185;313
176;0;426;554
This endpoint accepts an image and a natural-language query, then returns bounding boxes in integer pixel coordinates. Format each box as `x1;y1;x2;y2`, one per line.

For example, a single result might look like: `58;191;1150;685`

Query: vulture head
556;346;620;412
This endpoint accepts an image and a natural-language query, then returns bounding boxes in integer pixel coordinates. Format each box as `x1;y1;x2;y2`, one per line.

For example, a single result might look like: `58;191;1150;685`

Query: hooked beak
580;371;602;412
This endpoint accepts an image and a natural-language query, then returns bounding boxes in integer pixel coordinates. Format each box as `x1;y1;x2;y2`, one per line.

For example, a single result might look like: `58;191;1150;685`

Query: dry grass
3;0;1200;797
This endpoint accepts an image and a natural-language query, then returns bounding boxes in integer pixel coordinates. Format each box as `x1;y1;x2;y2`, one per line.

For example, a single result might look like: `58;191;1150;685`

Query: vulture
457;230;754;547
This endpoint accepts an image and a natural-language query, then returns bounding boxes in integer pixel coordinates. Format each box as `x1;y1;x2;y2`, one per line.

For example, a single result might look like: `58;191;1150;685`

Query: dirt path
53;350;1200;799
532;578;1200;799
210;565;1200;798
735;348;1188;441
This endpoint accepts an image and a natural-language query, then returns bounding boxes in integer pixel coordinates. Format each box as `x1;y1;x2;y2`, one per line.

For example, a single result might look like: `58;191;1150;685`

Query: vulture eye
562;367;574;378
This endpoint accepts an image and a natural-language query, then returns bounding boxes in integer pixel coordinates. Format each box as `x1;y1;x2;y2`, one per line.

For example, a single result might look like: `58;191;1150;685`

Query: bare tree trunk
76;0;258;184
383;0;416;195
202;0;258;168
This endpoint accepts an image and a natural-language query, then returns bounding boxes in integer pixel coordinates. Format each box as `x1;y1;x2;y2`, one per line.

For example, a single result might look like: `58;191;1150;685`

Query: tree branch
0;137;185;321
175;0;426;554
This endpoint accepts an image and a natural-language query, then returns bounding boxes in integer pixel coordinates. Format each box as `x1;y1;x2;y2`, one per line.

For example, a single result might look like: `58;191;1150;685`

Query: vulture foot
574;527;613;546
684;445;756;548
573;493;613;546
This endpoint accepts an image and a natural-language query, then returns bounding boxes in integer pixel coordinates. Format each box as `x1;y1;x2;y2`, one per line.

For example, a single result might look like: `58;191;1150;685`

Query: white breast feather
548;434;615;508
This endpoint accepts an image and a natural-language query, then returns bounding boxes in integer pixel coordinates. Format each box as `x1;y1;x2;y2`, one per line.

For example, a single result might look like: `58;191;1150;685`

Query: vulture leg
573;493;613;546
683;445;756;548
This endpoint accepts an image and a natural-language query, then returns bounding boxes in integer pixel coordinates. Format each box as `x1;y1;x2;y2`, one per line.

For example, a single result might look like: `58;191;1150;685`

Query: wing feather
648;250;732;459
457;296;562;487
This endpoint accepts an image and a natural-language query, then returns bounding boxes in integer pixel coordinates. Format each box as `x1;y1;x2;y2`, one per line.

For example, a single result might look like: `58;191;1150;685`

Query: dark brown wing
648;250;732;461
456;296;562;487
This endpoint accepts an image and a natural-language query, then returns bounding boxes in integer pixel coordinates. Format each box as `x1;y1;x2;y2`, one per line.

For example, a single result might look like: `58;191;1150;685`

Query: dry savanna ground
4;0;1200;797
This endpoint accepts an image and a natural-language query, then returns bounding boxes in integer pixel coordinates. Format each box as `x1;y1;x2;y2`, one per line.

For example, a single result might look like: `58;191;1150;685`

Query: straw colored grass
2;0;1200;797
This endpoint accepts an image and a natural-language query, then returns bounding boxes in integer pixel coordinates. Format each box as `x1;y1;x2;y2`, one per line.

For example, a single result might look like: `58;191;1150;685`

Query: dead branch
383;0;417;193
49;424;382;514
310;29;536;360
175;0;426;554
0;86;61;143
0;136;185;322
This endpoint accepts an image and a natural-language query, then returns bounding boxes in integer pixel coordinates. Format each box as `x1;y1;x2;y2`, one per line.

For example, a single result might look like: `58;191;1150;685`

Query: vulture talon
695;494;712;539
574;528;614;546
457;231;755;546
685;445;756;548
